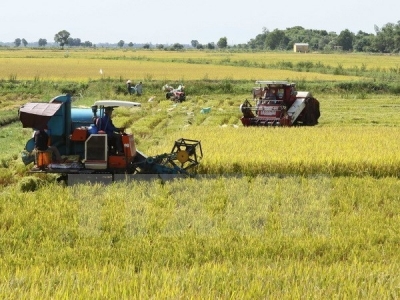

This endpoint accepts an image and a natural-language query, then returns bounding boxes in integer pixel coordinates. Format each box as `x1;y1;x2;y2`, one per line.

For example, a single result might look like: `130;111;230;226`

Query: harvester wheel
303;98;320;125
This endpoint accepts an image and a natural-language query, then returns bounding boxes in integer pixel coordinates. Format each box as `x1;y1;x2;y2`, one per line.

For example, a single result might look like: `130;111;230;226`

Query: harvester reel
170;138;203;170
129;138;203;175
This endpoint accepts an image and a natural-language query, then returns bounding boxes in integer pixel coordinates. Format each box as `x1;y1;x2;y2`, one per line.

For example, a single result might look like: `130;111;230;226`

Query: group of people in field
126;80;142;96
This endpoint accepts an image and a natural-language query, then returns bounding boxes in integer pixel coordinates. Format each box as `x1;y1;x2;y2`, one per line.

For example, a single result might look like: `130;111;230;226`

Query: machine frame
19;95;203;185
240;80;320;126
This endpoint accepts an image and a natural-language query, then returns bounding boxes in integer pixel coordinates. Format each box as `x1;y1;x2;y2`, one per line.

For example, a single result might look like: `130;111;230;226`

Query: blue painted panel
47;102;65;135
25;138;35;152
71;108;94;130
71;108;93;122
48;115;65;136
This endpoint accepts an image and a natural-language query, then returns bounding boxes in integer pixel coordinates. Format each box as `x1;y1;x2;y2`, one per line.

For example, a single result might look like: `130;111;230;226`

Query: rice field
1;49;400;298
1;177;400;299
0;56;359;82
3;48;399;81
2;48;400;70
146;126;400;177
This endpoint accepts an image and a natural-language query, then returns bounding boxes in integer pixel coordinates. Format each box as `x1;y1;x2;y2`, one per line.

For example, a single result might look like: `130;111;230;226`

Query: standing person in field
135;81;143;96
33;125;62;163
126;80;135;95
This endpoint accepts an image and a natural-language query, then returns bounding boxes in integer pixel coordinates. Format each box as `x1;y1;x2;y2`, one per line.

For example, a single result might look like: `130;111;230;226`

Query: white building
293;43;309;53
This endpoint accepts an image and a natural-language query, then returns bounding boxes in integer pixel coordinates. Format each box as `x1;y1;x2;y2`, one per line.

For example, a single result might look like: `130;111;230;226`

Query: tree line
244;21;400;53
8;21;400;53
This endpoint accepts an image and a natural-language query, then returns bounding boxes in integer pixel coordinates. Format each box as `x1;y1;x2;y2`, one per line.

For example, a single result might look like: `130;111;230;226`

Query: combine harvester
240;80;320;126
19;95;202;185
162;84;186;102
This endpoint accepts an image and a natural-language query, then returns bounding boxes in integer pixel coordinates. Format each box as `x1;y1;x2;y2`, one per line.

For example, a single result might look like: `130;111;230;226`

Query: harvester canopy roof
19;102;63;128
93;100;141;109
255;80;295;87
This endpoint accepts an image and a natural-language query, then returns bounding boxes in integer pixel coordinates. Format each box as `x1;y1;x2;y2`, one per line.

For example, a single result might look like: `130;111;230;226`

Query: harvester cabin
294;43;309;53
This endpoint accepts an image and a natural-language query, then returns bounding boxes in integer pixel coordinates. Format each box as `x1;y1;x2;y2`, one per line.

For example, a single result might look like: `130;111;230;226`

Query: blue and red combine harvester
240;81;320;126
19;95;203;185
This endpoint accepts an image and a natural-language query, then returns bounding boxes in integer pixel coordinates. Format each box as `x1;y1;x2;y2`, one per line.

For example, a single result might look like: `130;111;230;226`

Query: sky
1;0;399;45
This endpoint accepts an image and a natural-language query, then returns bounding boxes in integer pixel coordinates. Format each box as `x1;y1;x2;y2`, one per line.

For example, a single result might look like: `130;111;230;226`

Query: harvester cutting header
240;81;320;126
19;95;202;185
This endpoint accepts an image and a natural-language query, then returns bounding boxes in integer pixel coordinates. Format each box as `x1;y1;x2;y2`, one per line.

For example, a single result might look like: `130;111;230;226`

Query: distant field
1;57;361;81
1;48;400;70
2;48;398;81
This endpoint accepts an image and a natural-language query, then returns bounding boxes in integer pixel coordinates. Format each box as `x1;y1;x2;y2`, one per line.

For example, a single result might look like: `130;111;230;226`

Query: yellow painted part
176;150;189;164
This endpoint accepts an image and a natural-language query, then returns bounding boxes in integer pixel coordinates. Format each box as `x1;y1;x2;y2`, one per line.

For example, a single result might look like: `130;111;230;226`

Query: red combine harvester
162;84;186;102
240;81;320;126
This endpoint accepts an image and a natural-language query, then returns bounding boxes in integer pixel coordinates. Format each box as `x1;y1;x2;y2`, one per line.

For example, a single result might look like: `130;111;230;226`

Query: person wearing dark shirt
33;127;62;163
98;107;125;153
34;129;49;151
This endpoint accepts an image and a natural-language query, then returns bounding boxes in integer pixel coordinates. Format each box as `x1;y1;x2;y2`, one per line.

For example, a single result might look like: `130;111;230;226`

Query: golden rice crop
0;48;381;81
148;125;400;177
3;49;399;70
0;56;359;81
1;176;400;298
2;49;400;299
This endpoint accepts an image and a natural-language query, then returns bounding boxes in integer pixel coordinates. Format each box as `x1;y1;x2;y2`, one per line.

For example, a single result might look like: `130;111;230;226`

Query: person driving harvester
98;107;125;154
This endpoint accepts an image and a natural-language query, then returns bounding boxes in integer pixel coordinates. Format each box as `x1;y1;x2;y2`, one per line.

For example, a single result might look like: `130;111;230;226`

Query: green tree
206;42;215;49
248;27;268;50
54;30;70;49
318;36;331;50
373;25;386;52
394;21;400;52
83;41;93;47
117;40;125;48
22;38;28;47
265;29;288;50
191;40;199;48
337;29;354;51
353;31;374;52
128;42;134;47
373;22;400;53
38;38;47;47
243;22;400;53
172;43;184;50
14;38;21;47
68;38;81;47
217;37;228;48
